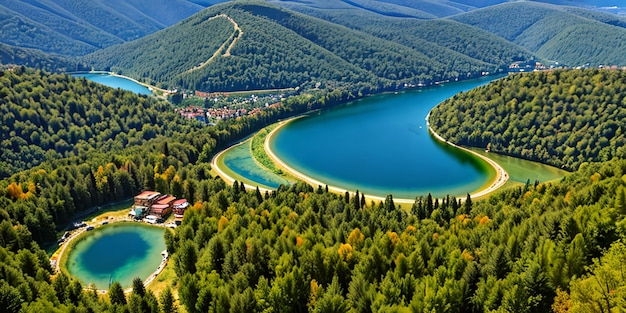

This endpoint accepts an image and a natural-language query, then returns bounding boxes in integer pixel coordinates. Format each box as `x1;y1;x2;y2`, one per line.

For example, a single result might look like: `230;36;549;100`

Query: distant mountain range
2;0;626;92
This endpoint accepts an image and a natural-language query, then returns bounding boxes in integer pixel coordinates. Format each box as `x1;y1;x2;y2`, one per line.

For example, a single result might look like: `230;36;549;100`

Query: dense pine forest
1;66;626;312
430;69;626;171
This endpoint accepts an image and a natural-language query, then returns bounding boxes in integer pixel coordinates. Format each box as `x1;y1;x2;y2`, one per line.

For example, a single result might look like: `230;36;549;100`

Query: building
173;199;189;220
150;194;176;219
133;191;188;222
134;191;161;207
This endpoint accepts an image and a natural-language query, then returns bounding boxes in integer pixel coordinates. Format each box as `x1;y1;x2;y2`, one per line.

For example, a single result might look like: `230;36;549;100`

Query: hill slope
0;67;207;178
0;43;83;73
429;69;626;170
83;1;528;93
0;0;204;56
450;2;626;66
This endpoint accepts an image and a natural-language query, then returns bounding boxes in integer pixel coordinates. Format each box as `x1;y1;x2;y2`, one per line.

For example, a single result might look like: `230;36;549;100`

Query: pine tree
132;277;145;297
109;281;126;305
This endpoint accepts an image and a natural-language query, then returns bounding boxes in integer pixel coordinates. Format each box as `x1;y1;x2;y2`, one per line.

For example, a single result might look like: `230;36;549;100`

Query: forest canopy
430;69;626;171
1;67;626;312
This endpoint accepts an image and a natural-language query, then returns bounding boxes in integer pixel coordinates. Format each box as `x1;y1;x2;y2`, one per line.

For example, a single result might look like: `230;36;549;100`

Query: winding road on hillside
185;14;242;74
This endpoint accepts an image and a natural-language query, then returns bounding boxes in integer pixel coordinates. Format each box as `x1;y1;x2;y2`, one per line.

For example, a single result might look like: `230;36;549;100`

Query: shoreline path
212;115;509;204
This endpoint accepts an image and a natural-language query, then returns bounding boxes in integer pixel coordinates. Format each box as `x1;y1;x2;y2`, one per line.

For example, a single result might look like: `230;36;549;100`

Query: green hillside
0;43;84;73
83;1;528;93
429;69;626;171
0;0;203;56
450;2;626;66
0;67;202;178
291;8;533;68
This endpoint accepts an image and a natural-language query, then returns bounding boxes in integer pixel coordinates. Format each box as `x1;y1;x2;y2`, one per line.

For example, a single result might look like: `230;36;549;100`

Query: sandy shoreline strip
210;140;275;193
425;113;509;199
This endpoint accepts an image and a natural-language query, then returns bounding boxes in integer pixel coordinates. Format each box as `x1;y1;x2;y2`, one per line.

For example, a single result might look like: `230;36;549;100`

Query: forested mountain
1;0;622;61
449;2;626;66
0;43;83;73
82;1;528;93
0;0;204;56
430;69;626;171
277;6;533;67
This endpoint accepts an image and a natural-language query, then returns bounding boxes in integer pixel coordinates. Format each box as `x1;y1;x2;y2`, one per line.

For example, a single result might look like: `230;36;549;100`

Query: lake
66;223;166;289
269;76;502;199
219;141;291;189
72;73;152;95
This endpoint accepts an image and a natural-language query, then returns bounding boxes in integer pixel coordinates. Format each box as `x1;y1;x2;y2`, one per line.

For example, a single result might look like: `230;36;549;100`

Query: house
150;194;176;219
150;204;171;219
173;199;189;219
134;191;161;207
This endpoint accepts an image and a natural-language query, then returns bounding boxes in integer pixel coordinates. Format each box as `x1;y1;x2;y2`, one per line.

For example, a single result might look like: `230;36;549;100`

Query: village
175;89;292;124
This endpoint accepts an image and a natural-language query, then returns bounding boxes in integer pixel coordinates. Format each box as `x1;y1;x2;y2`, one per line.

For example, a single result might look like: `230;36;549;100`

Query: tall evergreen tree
109;281;126;305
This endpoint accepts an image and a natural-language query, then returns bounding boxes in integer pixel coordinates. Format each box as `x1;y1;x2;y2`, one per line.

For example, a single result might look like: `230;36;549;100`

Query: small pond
66;223;166;289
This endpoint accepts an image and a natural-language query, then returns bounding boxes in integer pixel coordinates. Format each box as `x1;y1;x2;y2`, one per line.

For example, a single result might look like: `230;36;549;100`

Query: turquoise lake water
66;223;165;289
223;142;291;188
72;73;152;95
269;76;503;199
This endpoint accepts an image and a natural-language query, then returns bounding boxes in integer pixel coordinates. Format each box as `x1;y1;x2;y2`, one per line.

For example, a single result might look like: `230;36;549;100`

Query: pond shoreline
52;217;170;294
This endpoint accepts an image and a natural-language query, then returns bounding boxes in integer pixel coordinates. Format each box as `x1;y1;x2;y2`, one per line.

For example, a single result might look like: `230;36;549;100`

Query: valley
1;1;626;313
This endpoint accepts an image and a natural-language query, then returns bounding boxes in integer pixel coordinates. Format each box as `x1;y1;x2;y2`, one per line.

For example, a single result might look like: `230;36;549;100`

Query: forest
0;0;203;56
81;1;529;94
1;67;626;312
449;2;626;66
430;69;626;171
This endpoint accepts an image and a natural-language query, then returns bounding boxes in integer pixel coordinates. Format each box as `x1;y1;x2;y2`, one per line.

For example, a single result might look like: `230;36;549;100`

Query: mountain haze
450;2;626;66
0;0;204;56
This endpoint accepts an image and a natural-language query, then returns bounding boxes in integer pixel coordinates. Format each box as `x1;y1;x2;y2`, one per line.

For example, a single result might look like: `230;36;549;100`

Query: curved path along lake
66;223;165;289
269;77;502;199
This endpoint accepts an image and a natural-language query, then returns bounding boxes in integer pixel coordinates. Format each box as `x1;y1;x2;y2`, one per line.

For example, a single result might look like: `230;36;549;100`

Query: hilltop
450;2;626;66
82;1;527;93
0;0;204;56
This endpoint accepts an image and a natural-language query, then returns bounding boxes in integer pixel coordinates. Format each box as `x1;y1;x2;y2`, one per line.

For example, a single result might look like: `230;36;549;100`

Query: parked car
86;226;94;231
143;215;158;224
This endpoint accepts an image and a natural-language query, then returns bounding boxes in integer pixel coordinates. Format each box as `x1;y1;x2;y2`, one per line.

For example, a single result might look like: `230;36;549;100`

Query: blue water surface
66;223;165;289
73;73;152;95
270;76;503;198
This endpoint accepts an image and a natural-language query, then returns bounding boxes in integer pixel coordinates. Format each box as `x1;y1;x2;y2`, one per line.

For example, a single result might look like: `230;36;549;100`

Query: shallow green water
66;223;165;289
221;141;291;188
469;149;569;185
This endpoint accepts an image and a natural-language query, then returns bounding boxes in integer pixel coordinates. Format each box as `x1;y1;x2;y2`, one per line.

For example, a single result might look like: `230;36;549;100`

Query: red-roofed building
173;199;189;219
157;195;176;206
150;204;171;219
149;194;176;219
134;191;161;207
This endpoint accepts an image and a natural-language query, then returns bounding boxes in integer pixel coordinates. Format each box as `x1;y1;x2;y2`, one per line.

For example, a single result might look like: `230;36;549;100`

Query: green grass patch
250;126;282;175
